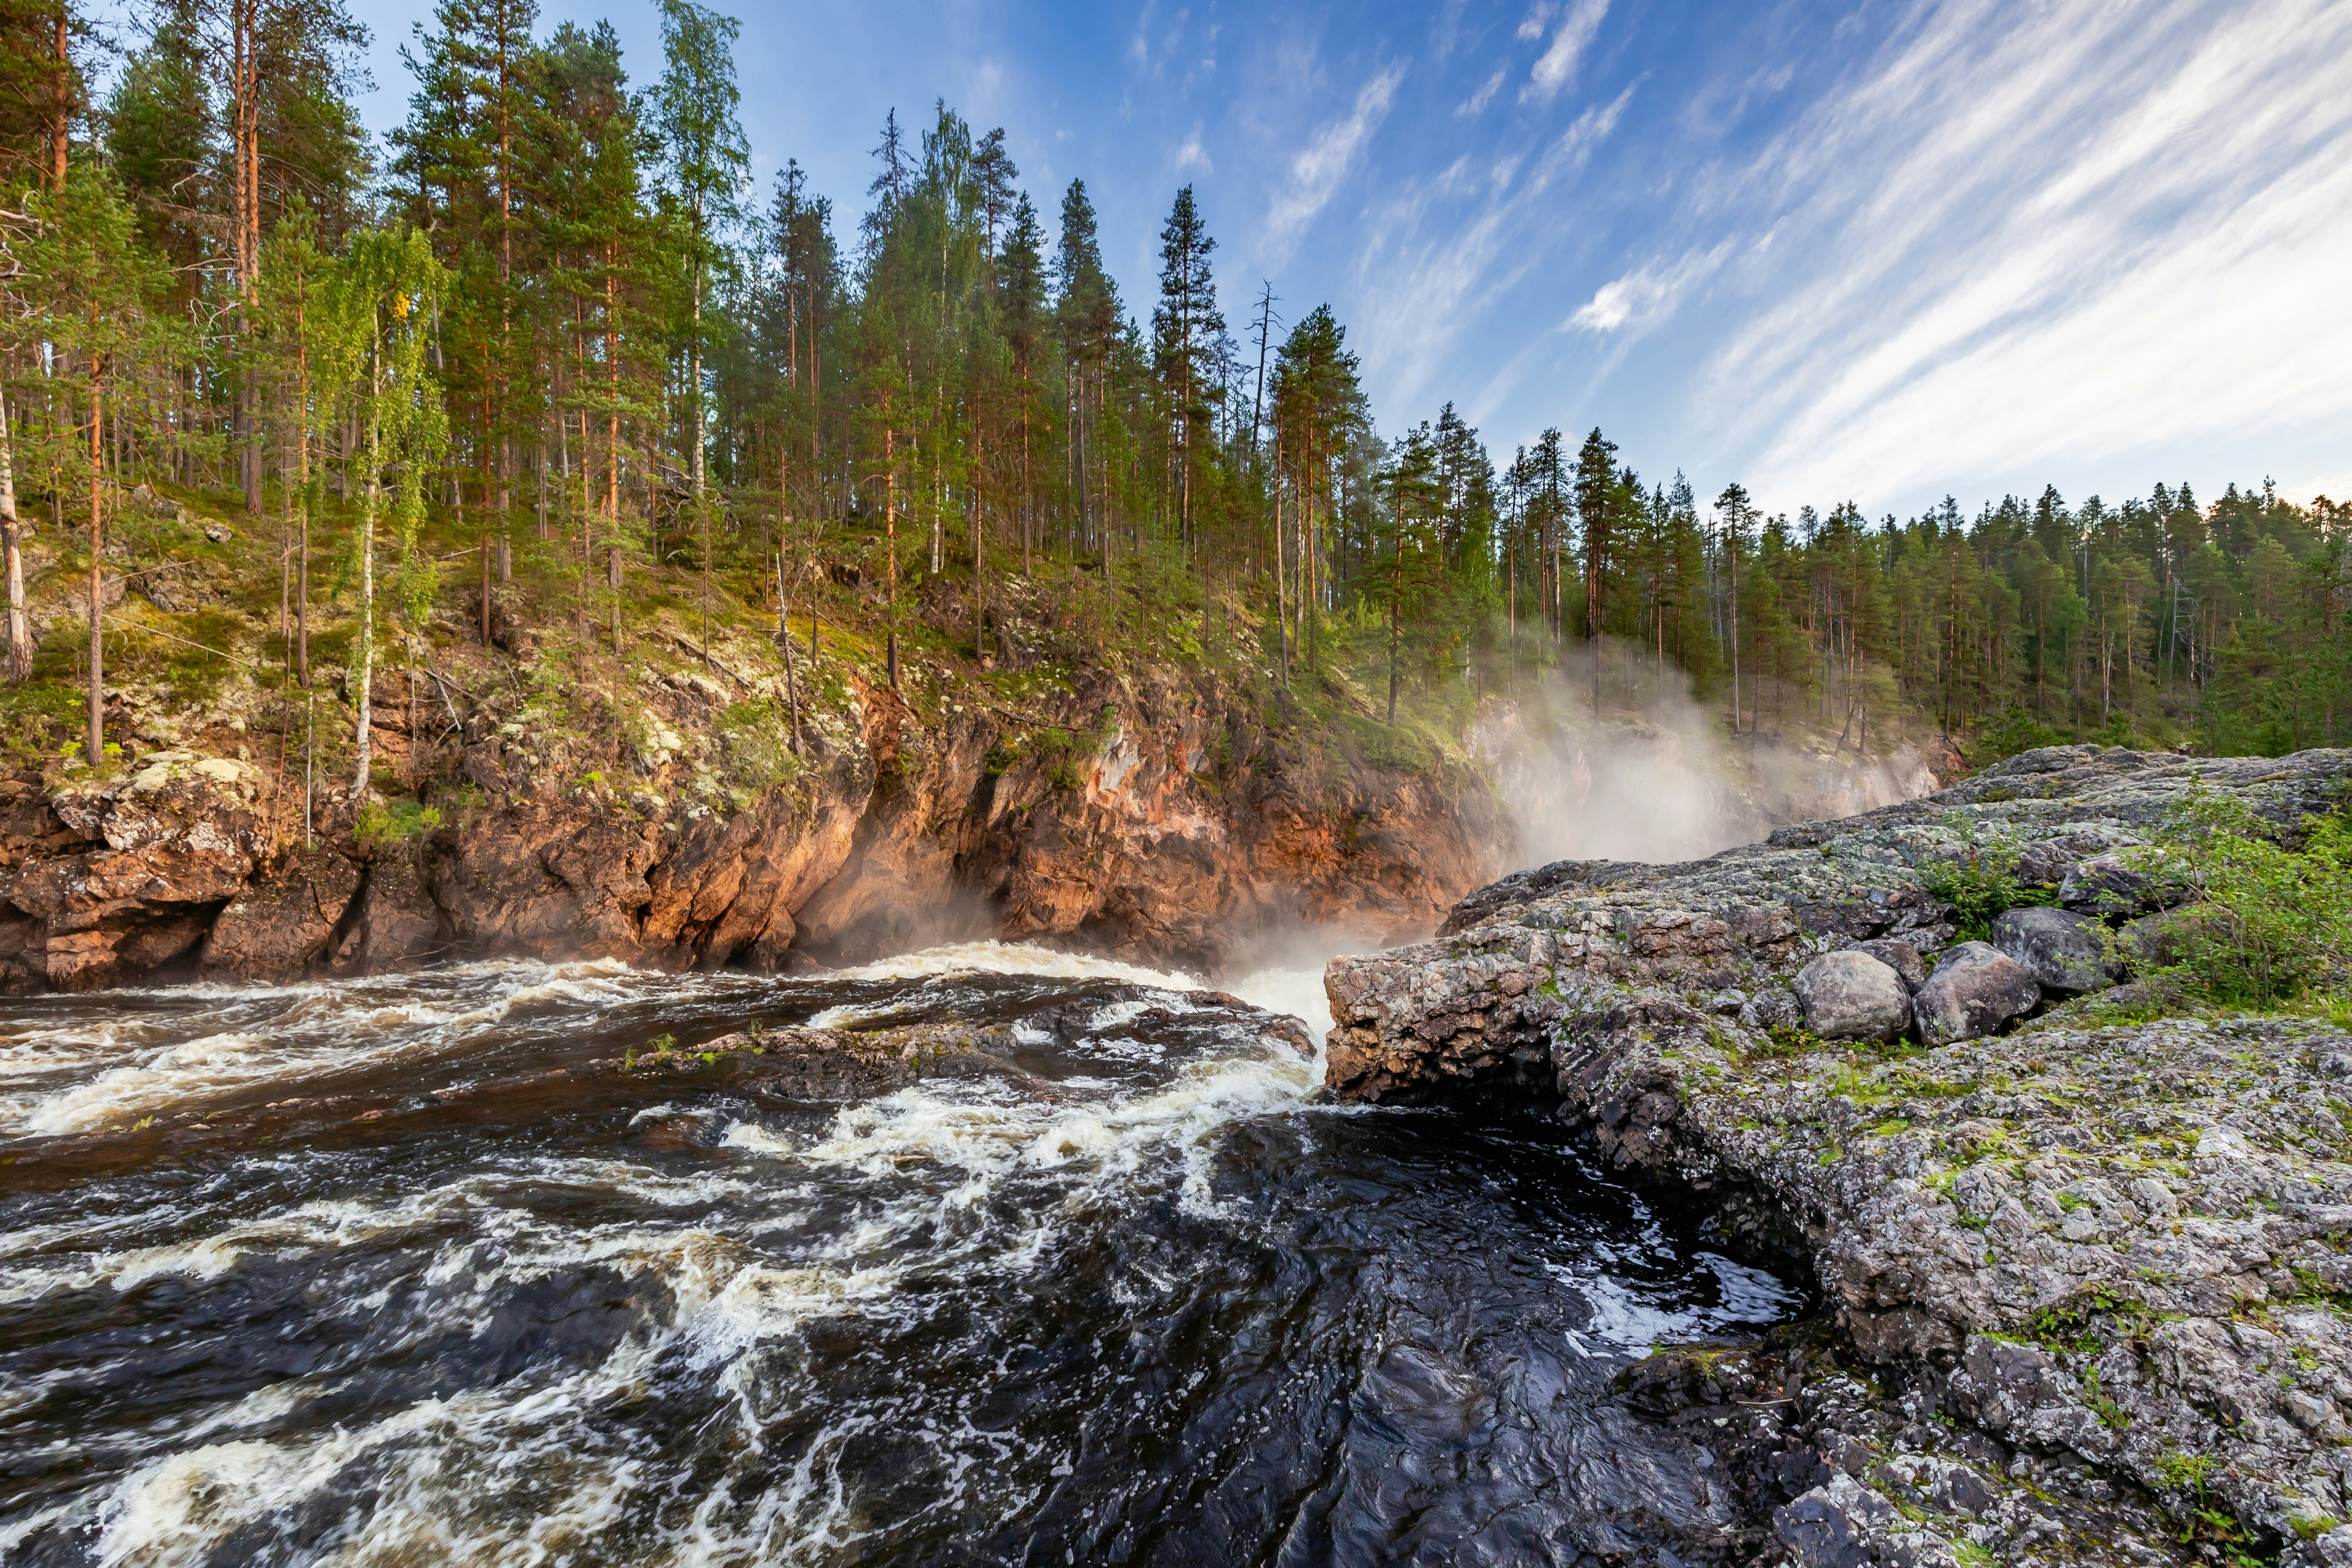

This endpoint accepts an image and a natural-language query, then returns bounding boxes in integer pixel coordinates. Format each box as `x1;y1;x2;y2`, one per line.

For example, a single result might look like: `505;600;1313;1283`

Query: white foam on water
817;940;1201;990
0;959;712;1137
59;1198;919;1568
1222;964;1336;1044
3;946;1351;1562
773;1032;1319;1222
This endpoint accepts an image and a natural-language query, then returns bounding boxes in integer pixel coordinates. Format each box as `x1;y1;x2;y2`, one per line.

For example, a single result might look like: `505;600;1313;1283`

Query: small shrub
1973;705;2071;764
353;798;442;851
1920;830;2054;940
2129;785;2352;1009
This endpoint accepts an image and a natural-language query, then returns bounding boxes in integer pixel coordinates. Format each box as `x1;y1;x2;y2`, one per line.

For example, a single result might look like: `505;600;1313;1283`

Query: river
0;945;1798;1565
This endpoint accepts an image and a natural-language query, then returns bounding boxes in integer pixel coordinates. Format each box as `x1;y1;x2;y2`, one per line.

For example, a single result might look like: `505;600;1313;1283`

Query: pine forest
2;0;2348;804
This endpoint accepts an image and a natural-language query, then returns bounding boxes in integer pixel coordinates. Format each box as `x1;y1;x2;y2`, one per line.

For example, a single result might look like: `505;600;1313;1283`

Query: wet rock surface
1325;744;2352;1565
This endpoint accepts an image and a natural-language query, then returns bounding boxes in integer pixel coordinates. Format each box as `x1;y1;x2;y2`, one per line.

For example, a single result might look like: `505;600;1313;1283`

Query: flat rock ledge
1323;745;2352;1567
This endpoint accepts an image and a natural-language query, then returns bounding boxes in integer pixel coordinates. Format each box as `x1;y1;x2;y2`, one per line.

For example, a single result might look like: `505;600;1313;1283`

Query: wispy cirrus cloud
1694;0;2352;512
1523;0;1608;103
1567;244;1724;334
1262;61;1406;260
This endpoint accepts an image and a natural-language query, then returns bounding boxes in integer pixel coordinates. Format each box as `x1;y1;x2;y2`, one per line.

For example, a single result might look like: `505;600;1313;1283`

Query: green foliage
15;0;2351;784
2132;786;2352;1008
353;798;443;851
1034;705;1120;792
1920;830;2056;940
715;699;801;797
1974;704;2073;765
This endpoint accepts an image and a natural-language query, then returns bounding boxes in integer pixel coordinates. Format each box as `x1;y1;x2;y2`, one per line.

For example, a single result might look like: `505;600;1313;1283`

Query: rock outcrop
1913;940;2043;1047
1322;744;2352;1566
1793;949;1913;1042
1326;745;2346;1103
0;662;1509;992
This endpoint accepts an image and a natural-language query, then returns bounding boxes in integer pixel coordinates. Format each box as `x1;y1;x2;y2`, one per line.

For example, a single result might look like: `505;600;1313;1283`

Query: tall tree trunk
1387;491;1402;726
1272;435;1288;687
85;364;104;763
1;386;28;682
777;552;802;754
352;342;382;801
884;407;899;690
692;254;708;662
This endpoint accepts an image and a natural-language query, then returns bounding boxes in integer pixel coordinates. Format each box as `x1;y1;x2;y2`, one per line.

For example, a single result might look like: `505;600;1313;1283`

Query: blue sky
332;0;2352;522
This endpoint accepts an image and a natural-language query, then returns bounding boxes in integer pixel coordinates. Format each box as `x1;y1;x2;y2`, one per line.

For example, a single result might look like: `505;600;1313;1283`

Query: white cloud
1458;66;1507;116
1263;62;1406;258
1698;0;2352;513
1348;78;1632;421
1175;128;1213;173
1516;3;1552;43
1537;83;1634;185
1523;0;1608;102
1566;245;1724;333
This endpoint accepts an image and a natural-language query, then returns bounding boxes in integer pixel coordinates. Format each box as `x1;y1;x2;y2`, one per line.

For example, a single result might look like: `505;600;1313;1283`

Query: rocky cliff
1323;744;2352;1566
0;645;1509;993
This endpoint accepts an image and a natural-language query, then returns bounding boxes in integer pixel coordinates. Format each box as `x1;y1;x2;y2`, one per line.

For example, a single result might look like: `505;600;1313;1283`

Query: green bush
2128;786;2352;1009
1919;830;2054;940
1972;705;2072;765
354;798;443;852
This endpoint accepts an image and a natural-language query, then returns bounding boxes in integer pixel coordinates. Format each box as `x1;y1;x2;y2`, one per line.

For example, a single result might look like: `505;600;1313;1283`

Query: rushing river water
0;945;1798;1566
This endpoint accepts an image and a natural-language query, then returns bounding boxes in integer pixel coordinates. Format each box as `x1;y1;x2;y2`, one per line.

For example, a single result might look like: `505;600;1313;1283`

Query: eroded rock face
0;756;267;991
0;665;1511;990
1991;905;2122;996
199;848;361;980
1794;950;1912;1041
1913;941;2042;1046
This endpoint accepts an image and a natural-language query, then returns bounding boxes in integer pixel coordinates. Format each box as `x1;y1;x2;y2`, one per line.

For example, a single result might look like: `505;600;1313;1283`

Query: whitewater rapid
0;943;1797;1565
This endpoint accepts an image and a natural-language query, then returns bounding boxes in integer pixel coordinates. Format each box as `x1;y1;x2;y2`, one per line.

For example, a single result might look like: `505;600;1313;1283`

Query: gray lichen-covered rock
1795;950;1913;1041
1991;905;2122;995
1329;746;2348;1103
1775;1473;1902;1568
1914;941;2041;1046
1848;936;1928;992
1324;743;2352;1566
2060;848;2190;916
1561;1005;2352;1566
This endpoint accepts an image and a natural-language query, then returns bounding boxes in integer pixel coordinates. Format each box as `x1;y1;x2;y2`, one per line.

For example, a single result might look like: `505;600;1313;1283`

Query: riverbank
1325;744;2352;1566
0;477;1948;994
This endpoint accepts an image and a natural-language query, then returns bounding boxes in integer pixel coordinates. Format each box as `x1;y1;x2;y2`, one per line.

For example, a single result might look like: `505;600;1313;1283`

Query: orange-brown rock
0;665;1508;990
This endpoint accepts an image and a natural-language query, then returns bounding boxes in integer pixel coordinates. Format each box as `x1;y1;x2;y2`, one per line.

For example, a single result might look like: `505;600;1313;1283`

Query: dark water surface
0;946;1795;1565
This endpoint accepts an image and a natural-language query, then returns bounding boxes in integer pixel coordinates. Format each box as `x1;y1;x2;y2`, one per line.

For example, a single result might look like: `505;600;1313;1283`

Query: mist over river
0;948;1798;1565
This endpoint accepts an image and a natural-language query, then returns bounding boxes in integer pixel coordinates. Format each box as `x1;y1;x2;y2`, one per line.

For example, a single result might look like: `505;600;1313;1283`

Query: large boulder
1793;950;1913;1042
1990;905;2122;996
1846;937;1927;992
1914;941;2040;1046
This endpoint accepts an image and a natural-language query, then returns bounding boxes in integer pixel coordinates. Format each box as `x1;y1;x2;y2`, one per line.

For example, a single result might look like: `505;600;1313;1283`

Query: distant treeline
1;0;2344;764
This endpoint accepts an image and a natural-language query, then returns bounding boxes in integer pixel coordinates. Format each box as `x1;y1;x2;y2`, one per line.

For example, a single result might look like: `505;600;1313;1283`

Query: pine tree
1152;185;1221;558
